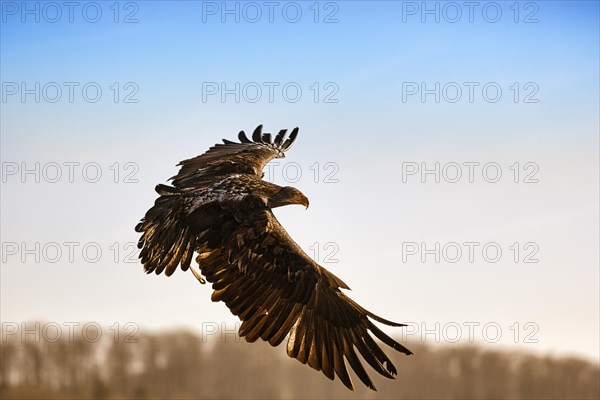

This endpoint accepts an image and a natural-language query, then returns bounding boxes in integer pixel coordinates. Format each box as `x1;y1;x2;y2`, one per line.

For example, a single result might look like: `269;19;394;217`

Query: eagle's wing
194;195;412;391
171;124;298;190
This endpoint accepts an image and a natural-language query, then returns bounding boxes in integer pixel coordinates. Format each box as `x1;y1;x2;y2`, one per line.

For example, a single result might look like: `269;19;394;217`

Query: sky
1;1;599;363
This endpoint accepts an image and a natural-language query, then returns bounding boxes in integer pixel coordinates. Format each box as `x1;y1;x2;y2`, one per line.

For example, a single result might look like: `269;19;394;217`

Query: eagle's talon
190;266;206;285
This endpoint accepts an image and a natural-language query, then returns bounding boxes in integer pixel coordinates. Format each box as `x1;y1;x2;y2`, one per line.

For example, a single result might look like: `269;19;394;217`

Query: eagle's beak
300;195;309;209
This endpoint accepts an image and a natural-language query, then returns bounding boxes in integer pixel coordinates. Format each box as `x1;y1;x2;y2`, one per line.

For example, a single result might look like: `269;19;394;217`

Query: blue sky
1;1;599;362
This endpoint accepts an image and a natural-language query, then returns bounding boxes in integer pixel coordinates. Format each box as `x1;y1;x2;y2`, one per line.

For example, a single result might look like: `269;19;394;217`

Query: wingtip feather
238;130;252;143
252;124;264;143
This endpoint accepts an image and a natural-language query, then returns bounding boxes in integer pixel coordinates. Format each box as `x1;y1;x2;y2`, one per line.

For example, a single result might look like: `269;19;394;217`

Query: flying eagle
135;125;412;390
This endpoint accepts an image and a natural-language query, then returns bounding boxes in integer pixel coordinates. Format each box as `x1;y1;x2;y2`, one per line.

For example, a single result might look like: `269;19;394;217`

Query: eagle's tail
135;184;196;276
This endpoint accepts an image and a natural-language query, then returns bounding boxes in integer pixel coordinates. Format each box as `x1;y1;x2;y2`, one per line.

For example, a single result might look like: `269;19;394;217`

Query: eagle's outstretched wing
170;124;298;190
192;195;413;391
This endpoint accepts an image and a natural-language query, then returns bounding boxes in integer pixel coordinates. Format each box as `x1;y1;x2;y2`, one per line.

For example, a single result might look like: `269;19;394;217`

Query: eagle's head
268;186;309;209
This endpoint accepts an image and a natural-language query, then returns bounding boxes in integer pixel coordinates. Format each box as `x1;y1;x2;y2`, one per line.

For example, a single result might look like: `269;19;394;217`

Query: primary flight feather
135;125;412;391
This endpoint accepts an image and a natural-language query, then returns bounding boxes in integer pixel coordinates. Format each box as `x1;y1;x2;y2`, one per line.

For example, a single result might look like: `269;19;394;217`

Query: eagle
135;125;412;391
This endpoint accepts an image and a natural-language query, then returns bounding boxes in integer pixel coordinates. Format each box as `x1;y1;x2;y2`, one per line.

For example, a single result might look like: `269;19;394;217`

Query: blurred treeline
1;323;598;399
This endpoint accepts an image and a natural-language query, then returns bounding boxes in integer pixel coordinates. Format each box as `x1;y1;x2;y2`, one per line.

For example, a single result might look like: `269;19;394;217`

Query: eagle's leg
189;265;206;285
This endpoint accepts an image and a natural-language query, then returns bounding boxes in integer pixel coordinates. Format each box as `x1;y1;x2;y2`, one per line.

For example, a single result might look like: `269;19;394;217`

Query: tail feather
135;185;195;275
